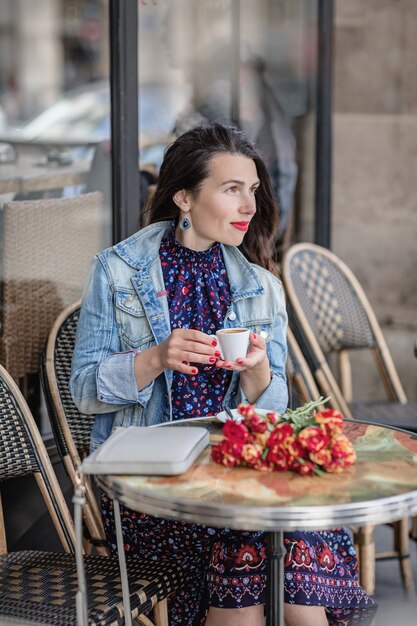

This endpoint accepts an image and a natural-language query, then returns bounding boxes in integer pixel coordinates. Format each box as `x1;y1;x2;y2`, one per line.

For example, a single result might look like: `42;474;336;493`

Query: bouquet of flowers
212;398;356;475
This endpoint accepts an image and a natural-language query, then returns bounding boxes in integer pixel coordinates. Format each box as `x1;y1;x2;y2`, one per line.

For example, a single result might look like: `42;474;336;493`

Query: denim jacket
70;221;288;451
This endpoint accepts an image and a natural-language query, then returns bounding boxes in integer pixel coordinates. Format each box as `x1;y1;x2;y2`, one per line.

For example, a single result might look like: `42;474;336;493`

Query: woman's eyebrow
219;178;260;186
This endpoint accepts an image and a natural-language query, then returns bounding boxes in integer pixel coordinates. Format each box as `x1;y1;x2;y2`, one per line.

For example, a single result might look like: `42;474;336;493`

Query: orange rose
253;431;269;448
309;448;332;466
238;403;256;419
330;434;356;463
284;435;306;460
315;409;343;434
241;443;263;466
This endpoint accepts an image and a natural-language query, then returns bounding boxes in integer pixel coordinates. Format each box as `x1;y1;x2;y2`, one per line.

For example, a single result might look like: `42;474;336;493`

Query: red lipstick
230;221;250;231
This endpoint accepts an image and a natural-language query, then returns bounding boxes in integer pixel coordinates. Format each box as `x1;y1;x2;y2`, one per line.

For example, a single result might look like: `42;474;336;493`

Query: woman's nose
240;193;256;214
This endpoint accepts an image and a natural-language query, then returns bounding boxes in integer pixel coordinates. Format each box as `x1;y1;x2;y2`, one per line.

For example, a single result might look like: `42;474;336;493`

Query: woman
70;123;375;626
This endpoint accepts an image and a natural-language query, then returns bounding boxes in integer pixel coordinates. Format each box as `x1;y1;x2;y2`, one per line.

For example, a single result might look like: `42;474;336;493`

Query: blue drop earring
179;215;191;231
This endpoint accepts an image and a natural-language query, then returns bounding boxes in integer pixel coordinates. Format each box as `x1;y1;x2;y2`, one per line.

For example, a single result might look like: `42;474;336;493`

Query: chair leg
136;615;156;626
410;516;417;541
355;525;375;595
153;599;169;626
393;519;416;598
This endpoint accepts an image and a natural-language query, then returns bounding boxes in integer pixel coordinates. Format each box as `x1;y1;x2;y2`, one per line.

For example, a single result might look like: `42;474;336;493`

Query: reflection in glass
138;0;317;243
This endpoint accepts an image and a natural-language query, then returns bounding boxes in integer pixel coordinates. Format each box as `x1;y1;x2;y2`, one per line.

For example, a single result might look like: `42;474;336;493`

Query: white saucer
216;408;270;423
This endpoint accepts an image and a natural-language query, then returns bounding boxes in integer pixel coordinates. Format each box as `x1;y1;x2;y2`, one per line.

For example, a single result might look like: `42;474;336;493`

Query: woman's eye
227;186;238;193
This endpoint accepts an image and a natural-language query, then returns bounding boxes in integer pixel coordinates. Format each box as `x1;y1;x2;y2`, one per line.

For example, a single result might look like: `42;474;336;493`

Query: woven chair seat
0;550;185;626
350;401;417;433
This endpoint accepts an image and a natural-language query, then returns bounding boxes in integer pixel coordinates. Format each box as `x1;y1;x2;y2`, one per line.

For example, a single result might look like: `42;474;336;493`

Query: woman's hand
215;332;267;372
216;333;271;403
157;328;220;375
134;329;220;390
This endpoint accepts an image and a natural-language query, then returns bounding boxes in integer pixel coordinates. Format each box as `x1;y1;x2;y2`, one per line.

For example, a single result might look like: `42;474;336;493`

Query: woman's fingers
216;333;267;371
247;332;266;351
162;328;220;374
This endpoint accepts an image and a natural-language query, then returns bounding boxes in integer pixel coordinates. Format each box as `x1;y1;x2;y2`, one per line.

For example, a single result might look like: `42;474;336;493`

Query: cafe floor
371;524;417;626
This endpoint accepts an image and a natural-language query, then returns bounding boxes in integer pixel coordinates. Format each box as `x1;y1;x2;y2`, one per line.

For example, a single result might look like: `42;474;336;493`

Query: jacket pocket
114;289;154;348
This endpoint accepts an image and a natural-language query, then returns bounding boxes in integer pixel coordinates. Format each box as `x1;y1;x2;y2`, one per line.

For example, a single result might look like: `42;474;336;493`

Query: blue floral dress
101;229;376;626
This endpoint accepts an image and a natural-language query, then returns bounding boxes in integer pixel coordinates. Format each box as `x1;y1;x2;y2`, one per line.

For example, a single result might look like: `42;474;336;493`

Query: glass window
0;0;111;436
137;0;317;243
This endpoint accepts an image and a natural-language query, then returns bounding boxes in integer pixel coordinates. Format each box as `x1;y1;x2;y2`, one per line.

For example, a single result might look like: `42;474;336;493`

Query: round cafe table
97;419;417;626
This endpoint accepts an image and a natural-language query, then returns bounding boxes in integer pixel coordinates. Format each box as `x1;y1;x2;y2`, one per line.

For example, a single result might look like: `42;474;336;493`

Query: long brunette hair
146;123;280;274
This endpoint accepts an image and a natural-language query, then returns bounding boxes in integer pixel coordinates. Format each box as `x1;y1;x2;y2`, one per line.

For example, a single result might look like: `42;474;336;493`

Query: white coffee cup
215;328;250;362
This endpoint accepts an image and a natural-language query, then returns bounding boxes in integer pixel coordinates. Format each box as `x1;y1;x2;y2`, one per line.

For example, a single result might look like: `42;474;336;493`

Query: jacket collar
113;220;264;299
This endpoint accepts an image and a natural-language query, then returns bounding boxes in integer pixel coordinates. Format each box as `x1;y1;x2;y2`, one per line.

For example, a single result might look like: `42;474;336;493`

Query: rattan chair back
283;243;416;597
0;362;184;626
286;327;321;407
0;192;102;381
0;363;75;553
41;301;105;552
283;243;407;414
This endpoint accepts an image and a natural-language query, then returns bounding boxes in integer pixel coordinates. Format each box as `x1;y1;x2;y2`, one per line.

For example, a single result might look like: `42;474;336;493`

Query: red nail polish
191;368;198;374
182;360;189;365
236;358;244;364
211;339;218;347
214;351;221;358
209;356;215;363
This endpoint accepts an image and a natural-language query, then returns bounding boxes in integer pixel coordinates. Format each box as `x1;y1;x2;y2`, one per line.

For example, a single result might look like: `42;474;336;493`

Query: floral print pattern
159;227;232;420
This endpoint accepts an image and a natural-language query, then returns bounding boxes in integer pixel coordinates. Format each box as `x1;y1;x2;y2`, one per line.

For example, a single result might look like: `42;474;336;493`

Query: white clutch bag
81;425;210;475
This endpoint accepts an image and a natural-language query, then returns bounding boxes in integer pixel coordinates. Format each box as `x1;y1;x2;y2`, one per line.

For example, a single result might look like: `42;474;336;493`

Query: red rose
268;423;294;446
266;411;280;425
298;426;330;453
323;459;345;474
253;459;273;472
248;414;268;434
296;460;316;476
267;444;291;470
285;436;306;460
211;440;240;467
223;420;249;444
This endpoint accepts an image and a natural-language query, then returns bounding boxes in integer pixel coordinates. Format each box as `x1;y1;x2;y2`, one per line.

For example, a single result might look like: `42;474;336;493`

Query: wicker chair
282;242;417;596
0;363;184;626
0;192;103;385
286;327;322;408
286;328;377;592
40;301;106;555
